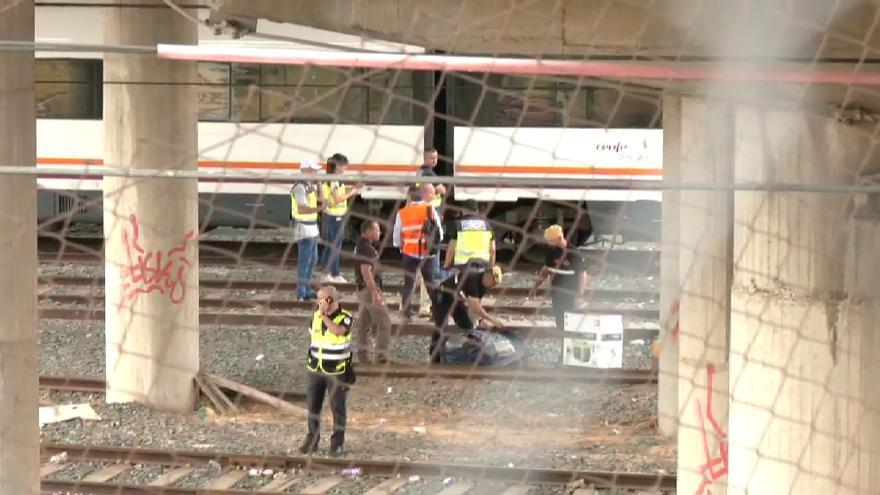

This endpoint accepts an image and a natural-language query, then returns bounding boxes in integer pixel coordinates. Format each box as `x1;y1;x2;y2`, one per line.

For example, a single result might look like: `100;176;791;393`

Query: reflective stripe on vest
453;219;492;265
291;183;318;224
399;203;430;257
321;182;348;217
306;310;353;375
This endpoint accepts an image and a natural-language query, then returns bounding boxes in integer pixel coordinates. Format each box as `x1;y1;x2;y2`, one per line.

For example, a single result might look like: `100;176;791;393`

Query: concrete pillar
657;95;681;436
103;0;199;412
676;97;733;495
727;108;880;494
0;1;39;493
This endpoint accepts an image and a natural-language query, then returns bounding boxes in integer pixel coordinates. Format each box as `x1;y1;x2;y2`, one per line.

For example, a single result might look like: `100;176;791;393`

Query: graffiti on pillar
118;214;195;310
695;363;728;495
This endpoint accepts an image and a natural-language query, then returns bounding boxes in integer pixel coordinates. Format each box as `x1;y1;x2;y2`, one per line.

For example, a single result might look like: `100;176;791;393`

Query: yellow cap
651;339;663;358
490;265;503;284
544;224;564;242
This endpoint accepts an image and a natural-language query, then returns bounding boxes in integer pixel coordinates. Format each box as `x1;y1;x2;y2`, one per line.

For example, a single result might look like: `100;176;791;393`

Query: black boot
298;435;318;455
328;443;344;457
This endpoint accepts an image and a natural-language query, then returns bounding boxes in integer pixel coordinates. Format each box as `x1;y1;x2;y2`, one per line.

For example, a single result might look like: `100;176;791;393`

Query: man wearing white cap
291;158;325;301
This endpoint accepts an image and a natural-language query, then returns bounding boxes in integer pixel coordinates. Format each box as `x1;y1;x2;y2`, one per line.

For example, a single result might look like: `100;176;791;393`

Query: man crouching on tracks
430;263;526;365
300;285;355;457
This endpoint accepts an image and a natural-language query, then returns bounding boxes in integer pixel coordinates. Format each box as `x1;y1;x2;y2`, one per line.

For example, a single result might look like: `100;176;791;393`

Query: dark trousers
304;371;348;449
551;285;577;331
401;254;435;318
430;291;475;362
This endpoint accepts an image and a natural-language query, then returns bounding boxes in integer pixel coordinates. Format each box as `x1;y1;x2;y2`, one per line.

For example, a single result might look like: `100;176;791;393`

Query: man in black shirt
353;220;391;363
430;262;504;362
528;224;589;331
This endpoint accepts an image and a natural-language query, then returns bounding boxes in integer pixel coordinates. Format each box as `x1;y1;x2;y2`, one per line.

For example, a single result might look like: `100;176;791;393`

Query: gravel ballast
37;250;673;491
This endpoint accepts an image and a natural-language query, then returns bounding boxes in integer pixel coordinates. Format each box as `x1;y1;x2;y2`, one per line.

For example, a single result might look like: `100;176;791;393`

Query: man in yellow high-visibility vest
319;153;360;283
291;158;325;301
300;285;355;457
444;200;495;272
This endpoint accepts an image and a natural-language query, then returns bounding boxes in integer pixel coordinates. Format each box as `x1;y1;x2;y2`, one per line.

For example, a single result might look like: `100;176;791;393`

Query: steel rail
39;293;660;320
39;360;656;397
37;307;660;342
38;275;660;300
40;443;676;489
36;236;660;270
39;479;292;495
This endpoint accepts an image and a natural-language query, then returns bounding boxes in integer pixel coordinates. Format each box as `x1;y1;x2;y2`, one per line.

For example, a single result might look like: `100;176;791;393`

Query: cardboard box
562;312;623;368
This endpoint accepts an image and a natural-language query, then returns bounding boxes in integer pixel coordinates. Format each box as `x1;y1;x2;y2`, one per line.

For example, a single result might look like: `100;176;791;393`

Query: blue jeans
297;236;318;298
320;215;345;277
430;251;448;283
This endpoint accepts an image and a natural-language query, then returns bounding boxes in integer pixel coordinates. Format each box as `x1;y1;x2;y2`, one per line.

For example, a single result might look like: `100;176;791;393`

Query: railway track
38;306;659;342
39;443;676;494
38;236;660;273
39;293;660;320
39;275;659;302
39;358;656;400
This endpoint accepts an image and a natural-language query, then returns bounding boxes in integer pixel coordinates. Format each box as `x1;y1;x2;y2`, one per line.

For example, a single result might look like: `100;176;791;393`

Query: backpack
420;204;442;255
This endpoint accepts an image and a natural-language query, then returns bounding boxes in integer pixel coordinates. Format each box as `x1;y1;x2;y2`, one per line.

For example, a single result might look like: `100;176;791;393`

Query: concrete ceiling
215;0;880;59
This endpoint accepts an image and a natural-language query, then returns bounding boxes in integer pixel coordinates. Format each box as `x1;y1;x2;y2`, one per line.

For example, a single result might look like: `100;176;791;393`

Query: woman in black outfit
527;224;590;331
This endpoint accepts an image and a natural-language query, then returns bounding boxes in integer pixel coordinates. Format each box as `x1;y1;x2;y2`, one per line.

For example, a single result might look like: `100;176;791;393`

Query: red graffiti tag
695;363;728;495
118;214;195;310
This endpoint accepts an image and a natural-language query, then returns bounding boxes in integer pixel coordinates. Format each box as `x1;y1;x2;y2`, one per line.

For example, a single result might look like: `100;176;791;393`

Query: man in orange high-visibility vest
392;184;444;323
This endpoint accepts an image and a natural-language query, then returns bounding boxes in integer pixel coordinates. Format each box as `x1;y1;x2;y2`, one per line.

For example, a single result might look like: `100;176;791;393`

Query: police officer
444;199;495;272
300;285;355;457
430;263;504;362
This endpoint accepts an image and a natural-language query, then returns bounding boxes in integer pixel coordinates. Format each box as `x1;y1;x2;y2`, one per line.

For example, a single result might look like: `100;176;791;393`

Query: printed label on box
562;312;623;368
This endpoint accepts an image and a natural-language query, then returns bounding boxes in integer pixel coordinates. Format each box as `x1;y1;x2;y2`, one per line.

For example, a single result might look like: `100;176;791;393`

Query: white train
35;4;663;241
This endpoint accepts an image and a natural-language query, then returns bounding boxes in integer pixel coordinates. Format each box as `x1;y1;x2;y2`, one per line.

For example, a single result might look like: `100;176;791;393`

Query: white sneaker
332;275;348;283
322;274;335;282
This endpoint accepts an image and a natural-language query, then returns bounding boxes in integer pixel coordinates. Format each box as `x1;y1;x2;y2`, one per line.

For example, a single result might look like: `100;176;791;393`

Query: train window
589;89;661;128
559;88;590;127
493;87;563;126
197;62;231;121
451;72;660;128
366;70;432;125
260;65;355;87
198;85;231;121
369;88;424;125
259;86;367;123
197;62;230;84
35;59;101;119
231;64;260;86
232;85;261;122
36;59;98;83
36;82;99;119
498;74;556;89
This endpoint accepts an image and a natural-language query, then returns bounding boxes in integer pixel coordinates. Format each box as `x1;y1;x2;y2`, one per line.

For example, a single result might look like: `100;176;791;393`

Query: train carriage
35;4;663;244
